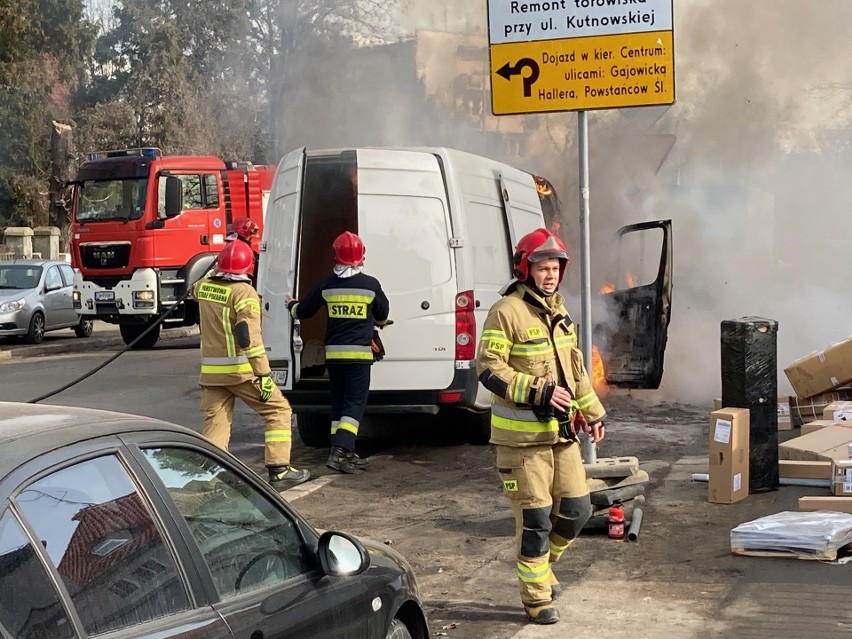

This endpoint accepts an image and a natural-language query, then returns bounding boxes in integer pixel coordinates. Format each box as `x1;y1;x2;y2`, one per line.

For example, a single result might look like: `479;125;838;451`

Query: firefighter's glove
257;375;275;402
556;399;582;440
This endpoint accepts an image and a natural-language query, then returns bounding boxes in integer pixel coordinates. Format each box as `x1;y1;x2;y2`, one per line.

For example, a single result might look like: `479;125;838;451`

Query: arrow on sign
496;58;540;97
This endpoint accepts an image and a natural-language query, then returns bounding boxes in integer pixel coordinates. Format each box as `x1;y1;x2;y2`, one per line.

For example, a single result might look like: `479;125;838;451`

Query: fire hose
27;278;202;404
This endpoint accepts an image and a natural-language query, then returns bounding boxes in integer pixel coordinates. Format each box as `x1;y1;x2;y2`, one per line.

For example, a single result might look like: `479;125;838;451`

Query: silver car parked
0;259;94;344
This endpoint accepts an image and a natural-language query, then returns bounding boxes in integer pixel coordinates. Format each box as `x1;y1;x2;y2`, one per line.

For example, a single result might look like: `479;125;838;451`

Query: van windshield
77;179;148;222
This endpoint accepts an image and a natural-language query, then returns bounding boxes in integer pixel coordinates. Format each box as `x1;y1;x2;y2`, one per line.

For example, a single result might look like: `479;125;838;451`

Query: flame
625;272;636;288
599;283;615;294
591;345;608;394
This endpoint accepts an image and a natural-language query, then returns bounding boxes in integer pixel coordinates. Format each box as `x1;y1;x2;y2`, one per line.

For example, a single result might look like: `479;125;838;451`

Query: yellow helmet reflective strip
265;429;292;443
517;561;551;583
323;287;376;302
509;373;533;404
235;298;260;314
576;390;600;410
243;345;266;358
331;420;359;435
195;282;232;304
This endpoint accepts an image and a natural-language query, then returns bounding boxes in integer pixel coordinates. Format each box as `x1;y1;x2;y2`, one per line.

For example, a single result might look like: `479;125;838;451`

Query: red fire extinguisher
608;501;625;540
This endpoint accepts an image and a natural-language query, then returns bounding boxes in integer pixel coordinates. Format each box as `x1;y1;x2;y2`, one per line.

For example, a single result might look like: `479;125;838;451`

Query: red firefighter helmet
216;239;255;275
226;217;259;242
512;228;570;283
332;231;366;266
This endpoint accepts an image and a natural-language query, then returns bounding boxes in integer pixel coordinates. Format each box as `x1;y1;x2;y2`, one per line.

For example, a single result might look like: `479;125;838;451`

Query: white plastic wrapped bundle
731;511;852;555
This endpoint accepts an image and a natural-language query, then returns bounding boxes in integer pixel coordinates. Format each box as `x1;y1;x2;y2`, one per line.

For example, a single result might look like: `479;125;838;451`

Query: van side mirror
164;176;183;218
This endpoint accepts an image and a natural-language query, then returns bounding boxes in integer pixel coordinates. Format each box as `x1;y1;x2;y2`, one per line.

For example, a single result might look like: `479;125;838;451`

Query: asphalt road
2;338;852;638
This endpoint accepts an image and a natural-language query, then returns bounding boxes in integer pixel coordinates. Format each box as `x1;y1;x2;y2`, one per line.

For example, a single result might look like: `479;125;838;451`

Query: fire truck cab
70;148;273;348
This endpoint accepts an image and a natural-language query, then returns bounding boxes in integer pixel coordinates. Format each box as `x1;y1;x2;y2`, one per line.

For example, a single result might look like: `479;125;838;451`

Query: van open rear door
259;147;306;390
596;219;672;389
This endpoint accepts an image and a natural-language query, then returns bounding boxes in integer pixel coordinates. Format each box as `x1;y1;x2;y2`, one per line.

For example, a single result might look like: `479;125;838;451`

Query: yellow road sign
490;30;674;115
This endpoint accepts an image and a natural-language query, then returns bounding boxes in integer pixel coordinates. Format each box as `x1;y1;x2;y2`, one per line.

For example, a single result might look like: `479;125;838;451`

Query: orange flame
599;283;615;294
591;345;608;395
625;272;636;288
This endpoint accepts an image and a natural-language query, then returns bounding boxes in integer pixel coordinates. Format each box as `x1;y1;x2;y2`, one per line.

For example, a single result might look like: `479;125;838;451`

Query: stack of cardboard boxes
781;337;852;512
709;335;852;508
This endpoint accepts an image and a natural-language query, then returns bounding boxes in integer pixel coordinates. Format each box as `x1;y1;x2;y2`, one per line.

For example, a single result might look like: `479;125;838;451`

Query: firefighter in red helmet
287;231;390;473
192;240;310;489
225;217;261;288
475;228;606;625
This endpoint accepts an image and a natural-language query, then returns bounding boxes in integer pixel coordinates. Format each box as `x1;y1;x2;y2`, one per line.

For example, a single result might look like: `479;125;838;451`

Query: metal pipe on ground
690;473;830;489
627;508;644;542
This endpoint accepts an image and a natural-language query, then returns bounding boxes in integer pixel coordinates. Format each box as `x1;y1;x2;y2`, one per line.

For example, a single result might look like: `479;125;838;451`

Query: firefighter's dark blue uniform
288;272;389;453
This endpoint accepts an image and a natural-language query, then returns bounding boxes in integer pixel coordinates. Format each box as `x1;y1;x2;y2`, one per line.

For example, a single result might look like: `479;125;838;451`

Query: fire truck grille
80;243;131;269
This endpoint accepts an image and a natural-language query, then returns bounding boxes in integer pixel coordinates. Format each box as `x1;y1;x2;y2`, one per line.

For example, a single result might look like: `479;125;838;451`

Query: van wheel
385;619;413;639
297;413;331;447
465;409;491;445
120;321;160;349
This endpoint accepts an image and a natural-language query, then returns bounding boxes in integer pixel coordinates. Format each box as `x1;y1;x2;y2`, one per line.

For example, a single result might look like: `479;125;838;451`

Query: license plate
270;370;288;385
94;291;115;302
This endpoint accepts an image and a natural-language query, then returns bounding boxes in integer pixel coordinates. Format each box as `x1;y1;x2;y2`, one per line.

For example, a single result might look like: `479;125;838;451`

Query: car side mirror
316;531;370;577
164;176;183;218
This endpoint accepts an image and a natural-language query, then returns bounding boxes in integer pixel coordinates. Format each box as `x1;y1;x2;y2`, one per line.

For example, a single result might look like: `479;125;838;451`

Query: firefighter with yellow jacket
192;240;310;489
476;228;606;625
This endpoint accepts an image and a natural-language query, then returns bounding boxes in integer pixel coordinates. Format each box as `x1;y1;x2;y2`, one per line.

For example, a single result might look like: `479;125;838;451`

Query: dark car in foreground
0;402;428;639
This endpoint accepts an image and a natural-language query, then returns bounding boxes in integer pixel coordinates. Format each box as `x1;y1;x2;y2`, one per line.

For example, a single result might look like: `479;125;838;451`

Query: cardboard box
789;388;852;424
801;420;843;435
799;496;852;514
708;408;749;504
779;459;832;480
777;400;792;430
713;398;722;411
784;337;852;399
778;426;852;462
832;459;852;496
822;401;852;422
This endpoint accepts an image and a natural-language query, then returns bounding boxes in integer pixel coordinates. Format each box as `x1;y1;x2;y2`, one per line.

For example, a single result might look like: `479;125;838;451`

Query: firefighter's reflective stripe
481;329;511;356
555;334;577;348
265;429;292;443
322;288;376;302
332;418;359;436
517;560;550;584
201;355;253;374
234;297;260;313
549;539;570;561
510;373;534;404
326;345;373;360
491;405;558;434
243;345;266;358
510;341;551;356
576;390;600;411
289;302;300;319
195;282;232;304
221;307;237;357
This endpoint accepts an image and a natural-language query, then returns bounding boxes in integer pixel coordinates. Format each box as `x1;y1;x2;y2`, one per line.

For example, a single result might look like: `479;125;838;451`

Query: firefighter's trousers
495;440;592;606
200;380;293;467
328;362;371;451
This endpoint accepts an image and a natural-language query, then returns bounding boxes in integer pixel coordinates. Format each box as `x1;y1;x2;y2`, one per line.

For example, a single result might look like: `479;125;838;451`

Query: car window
141;448;310;598
0;266;42;290
59;264;76;287
15;455;190;636
0;508;76;639
45;266;63;290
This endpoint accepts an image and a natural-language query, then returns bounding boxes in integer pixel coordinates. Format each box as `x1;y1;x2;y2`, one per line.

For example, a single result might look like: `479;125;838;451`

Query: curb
1;326;200;361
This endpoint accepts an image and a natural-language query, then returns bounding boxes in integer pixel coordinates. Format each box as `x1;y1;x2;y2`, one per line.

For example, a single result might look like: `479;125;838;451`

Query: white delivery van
258;147;673;447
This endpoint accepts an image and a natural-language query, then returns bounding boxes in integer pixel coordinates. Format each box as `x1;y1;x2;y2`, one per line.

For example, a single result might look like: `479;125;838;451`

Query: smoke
274;0;852;403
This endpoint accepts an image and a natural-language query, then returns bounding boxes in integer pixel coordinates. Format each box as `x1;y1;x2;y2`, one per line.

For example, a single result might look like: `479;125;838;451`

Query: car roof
0;259;67;267
0;402;198;479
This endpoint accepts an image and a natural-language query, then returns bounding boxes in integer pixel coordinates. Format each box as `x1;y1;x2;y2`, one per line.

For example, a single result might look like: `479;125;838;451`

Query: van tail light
455;290;476;361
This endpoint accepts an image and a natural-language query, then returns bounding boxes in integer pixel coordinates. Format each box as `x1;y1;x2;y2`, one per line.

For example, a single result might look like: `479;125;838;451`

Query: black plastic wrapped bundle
721;317;779;493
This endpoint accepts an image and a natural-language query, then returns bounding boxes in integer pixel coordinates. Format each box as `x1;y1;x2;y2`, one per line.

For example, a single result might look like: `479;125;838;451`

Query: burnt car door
595;219;672;389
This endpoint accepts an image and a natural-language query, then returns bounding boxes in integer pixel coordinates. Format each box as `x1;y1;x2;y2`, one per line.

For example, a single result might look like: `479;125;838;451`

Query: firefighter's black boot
268;465;311;489
347;451;369;470
524;603;560;625
327;446;357;474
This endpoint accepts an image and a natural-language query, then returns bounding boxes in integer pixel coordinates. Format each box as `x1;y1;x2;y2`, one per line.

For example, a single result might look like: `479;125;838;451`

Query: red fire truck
70;147;273;348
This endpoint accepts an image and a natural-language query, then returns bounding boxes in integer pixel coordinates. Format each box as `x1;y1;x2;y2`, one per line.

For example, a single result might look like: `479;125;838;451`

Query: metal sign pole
578;109;597;465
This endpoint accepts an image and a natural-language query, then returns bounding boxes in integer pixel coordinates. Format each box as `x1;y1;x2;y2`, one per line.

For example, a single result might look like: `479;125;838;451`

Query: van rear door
259;147;306;390
596;219;673;389
356;149;456;391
